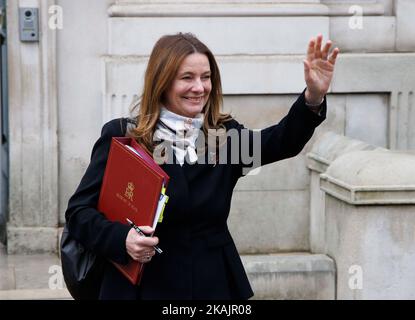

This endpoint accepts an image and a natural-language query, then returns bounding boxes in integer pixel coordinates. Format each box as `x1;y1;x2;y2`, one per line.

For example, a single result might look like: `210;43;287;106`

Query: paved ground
0;243;72;300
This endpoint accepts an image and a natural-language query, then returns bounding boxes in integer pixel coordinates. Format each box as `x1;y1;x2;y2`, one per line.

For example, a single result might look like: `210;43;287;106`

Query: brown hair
128;32;231;154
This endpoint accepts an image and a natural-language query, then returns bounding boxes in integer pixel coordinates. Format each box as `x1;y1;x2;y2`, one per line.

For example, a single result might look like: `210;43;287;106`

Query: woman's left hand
303;34;340;105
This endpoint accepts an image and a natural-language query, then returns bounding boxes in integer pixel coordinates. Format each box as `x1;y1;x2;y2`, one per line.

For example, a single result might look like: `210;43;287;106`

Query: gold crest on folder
124;182;135;201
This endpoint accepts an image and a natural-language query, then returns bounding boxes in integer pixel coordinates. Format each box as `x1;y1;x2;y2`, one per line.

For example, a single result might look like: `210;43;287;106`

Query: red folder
97;137;170;285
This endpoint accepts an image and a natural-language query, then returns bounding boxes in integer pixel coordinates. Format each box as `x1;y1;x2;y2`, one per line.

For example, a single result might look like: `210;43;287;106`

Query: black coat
65;91;326;300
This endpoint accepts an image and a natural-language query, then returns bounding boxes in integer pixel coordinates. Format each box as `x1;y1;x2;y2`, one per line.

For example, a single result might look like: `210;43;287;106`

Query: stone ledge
306;131;384;174
109;1;386;17
242;253;335;273
321;175;415;205
115;0;322;3
325;3;385;16
6;227;59;254
320;150;415;205
242;253;335;300
108;3;329;17
0;288;72;300
103;53;415;95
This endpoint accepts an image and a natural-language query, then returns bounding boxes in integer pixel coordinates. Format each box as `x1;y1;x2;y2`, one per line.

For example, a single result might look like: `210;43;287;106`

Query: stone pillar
306;132;384;253
321;150;415;299
7;0;58;253
395;0;415;52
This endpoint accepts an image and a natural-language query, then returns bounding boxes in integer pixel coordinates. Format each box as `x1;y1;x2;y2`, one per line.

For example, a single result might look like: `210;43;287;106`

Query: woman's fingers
137;225;155;235
314;34;323;59
131;248;156;261
328;47;340;65
321;40;332;60
125;227;159;262
138;249;156;263
137;235;159;247
138;256;152;263
307;37;316;62
308;35;337;62
138;248;156;257
129;226;159;247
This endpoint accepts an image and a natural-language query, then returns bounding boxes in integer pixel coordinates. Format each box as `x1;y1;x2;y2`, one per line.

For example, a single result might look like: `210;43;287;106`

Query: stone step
241;253;335;300
0;288;72;300
1;241;335;300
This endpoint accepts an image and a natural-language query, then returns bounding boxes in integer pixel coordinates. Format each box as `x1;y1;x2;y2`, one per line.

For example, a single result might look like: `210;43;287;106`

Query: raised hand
303;34;340;105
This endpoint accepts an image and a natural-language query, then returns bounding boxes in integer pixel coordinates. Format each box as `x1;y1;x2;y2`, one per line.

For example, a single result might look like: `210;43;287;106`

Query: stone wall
6;0;415;254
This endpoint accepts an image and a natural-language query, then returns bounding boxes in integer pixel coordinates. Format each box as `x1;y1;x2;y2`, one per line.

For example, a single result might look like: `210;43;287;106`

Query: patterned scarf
153;107;204;166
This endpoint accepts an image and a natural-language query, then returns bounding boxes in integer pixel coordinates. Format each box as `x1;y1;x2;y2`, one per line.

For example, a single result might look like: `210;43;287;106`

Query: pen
126;218;163;254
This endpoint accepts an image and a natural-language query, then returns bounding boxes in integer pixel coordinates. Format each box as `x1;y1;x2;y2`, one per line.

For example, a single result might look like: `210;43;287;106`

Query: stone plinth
321;150;415;299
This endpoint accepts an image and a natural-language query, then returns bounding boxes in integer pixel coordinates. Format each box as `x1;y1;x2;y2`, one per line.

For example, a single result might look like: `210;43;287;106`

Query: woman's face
164;53;212;118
